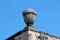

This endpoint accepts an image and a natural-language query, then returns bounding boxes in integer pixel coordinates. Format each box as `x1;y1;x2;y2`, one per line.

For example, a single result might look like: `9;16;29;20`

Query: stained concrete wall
14;30;60;40
15;31;28;40
28;30;40;40
40;32;60;40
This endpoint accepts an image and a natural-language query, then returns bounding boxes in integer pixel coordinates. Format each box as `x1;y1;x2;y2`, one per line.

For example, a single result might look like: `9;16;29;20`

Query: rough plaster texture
15;31;28;40
14;30;60;40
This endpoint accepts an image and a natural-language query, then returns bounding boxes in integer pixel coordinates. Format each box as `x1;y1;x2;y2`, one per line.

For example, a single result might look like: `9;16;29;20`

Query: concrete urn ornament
23;9;36;26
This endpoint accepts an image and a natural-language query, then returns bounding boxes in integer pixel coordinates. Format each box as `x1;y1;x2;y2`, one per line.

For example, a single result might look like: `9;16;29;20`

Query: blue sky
0;0;60;40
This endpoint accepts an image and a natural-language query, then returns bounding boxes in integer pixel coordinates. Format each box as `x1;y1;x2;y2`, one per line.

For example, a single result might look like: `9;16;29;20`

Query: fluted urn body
23;9;36;26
